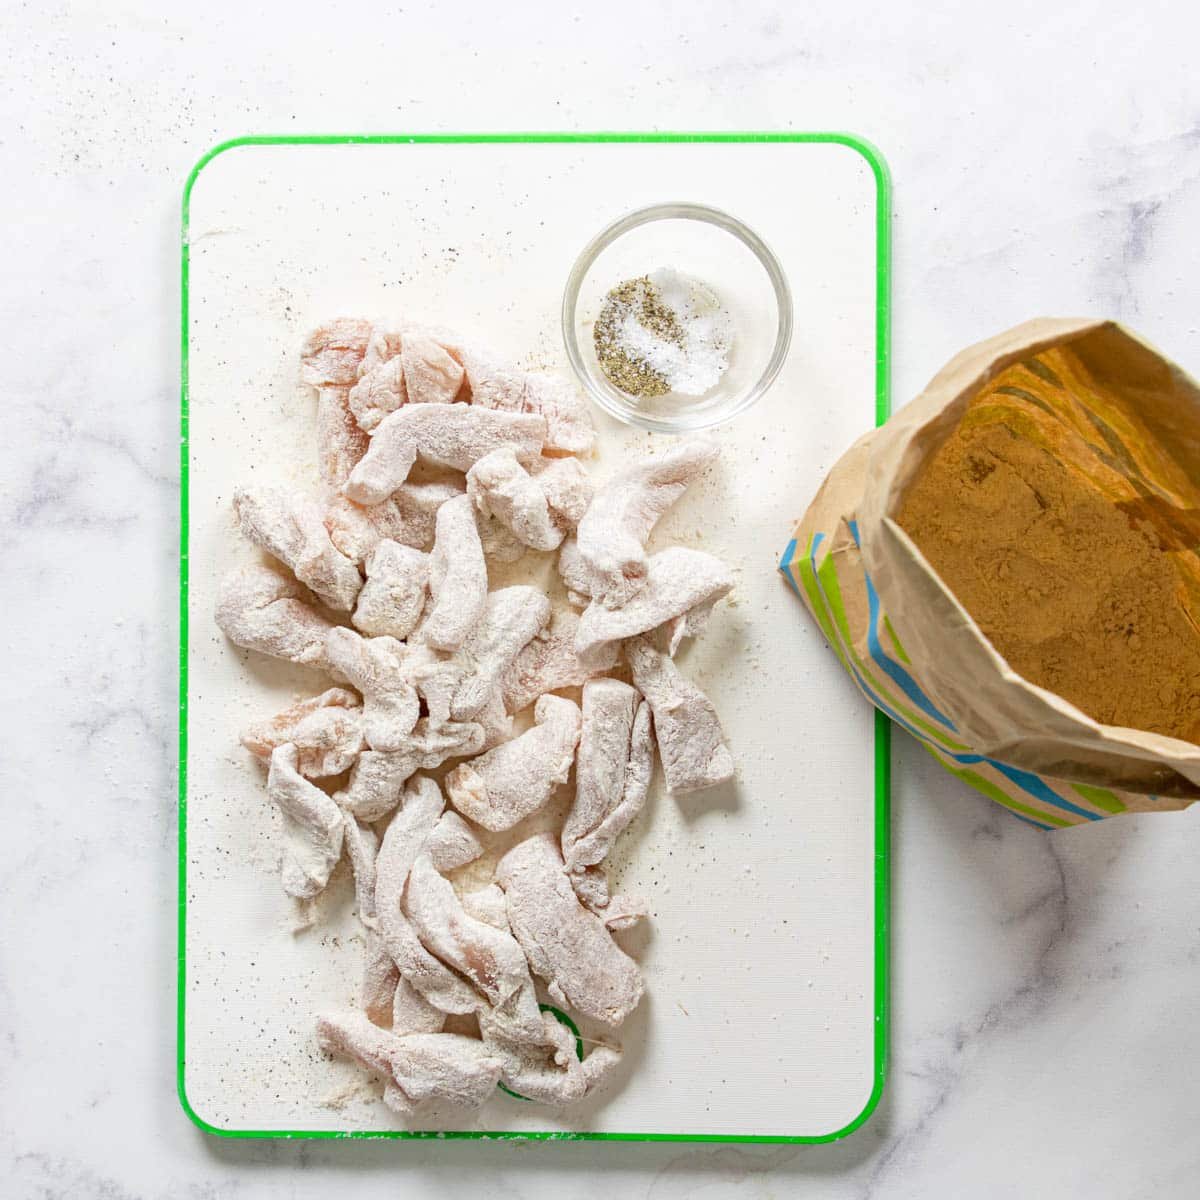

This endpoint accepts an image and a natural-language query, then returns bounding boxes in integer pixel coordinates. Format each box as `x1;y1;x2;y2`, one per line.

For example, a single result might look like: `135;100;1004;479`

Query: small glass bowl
562;202;793;433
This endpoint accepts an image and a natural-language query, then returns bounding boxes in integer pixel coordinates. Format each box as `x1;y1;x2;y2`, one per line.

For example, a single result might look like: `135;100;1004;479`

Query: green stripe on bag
815;549;970;753
925;746;1073;828
1070;783;1126;814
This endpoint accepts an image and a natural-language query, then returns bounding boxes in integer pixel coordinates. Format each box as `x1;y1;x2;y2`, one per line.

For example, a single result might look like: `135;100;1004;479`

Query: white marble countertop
3;2;1199;1196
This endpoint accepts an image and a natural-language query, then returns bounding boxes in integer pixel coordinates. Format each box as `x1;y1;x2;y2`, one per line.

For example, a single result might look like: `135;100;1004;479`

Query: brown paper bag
780;318;1200;827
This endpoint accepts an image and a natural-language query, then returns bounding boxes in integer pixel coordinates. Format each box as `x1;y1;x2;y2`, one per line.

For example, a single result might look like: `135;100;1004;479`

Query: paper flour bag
781;318;1200;827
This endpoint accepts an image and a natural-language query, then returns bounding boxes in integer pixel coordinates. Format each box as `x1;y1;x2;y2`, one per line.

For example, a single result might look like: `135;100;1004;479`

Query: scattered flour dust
320;1073;382;1111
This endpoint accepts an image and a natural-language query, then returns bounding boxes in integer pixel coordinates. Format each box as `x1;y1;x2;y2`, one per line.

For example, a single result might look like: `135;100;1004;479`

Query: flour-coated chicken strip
344;404;545;505
497;834;643;1028
626;635;734;794
573;547;733;663
562;680;653;871
324;479;464;564
300;320;373;486
234;485;363;612
500;608;619;715
351;540;428;639
374;777;479;1017
324;628;419;753
452;340;594;456
404;854;545;1043
467;449;593;552
568;864;648;931
420;494;488;652
448;586;552;721
215;563;337;671
424;811;483;872
335;720;485;823
266;743;345;901
480;1012;623;1106
240;687;363;778
576;440;716;608
316;1010;502;1115
445;695;581;833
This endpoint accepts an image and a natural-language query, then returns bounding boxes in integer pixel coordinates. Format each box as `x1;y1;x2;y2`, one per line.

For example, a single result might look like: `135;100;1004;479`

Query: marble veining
3;1;1199;1197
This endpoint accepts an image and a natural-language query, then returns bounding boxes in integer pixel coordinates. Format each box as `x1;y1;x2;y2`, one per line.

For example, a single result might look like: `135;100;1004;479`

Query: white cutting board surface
182;137;884;1140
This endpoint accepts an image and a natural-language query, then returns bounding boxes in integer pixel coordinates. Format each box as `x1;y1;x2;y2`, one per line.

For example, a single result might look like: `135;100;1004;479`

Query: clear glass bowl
562;202;793;433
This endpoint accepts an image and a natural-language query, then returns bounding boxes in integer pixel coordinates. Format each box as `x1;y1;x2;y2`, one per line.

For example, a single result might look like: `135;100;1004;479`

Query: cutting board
179;133;890;1142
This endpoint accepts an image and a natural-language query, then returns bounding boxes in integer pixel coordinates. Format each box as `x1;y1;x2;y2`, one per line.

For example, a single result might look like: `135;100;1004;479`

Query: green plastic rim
178;131;892;1144
496;1005;586;1102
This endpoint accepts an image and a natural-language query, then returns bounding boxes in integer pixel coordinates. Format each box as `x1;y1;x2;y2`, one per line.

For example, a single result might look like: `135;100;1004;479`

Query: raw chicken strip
569;865;648;932
338;713;488;818
317;387;371;488
361;930;400;1027
267;744;345;901
573;547;734;663
344;404;546;505
562;680;653;871
535;456;595;527
353;540;429;639
336;719;485;822
520;372;596;457
576;440;717;608
215;563;337;671
461;884;509;930
392;974;446;1034
300;320;373;486
500;608;618;715
626;636;734;794
348;355;406;433
456;342;594;455
556;536;593;607
240;687;364;777
316;1011;502;1115
404;855;544;1043
374;777;479;1016
425;811;483;872
400;642;460;726
402;332;465;406
337;751;410;824
474;689;514;750
445;695;582;833
384;910;481;1018
341;812;380;924
300;318;372;388
421;494;488;652
449;586;552;721
358;324;404;378
497;834;644;1028
661;595;718;655
481;1014;622;1105
466;449;591;552
325;479;464;564
325;628;419;752
233;485;363;612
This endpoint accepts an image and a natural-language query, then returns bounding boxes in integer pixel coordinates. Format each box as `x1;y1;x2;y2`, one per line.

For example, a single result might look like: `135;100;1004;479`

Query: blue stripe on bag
779;538;802;597
807;534;1100;823
845;521;958;732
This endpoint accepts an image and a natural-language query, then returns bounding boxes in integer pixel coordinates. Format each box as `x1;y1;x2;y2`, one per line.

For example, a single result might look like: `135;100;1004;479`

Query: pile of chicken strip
215;318;736;1115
